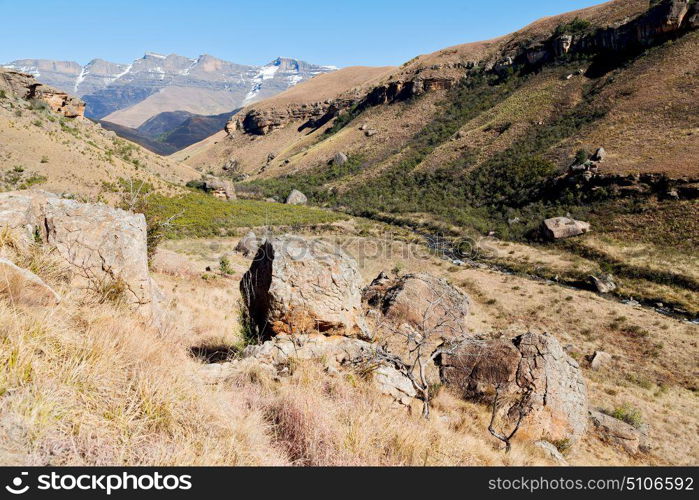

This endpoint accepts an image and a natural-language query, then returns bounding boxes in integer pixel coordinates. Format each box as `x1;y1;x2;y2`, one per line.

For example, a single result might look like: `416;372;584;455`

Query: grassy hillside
0;76;199;200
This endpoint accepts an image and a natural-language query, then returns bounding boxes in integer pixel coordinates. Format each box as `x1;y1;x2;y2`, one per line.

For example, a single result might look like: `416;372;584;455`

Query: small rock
331;152;348;165
589;274;616;293
591;147;606;162
534;440;569;466
589;351;612;371
364;129;377;137
285;189;307;205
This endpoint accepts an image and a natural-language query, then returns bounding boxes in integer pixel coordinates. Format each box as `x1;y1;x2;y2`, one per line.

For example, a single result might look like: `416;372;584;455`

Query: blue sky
0;0;605;66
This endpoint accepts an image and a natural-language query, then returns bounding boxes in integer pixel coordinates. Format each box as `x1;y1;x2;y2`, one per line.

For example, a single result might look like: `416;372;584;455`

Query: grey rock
285;189;307;205
240;235;369;339
541;217;591;240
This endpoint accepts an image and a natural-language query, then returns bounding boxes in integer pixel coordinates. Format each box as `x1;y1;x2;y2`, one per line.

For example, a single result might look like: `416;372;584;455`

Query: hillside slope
0;69;198;199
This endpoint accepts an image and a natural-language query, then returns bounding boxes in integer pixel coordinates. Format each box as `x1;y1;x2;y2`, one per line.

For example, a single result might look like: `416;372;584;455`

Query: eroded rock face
0;191;161;321
541;217;591;240
0;69;85;118
240;236;369;339
438;332;588;442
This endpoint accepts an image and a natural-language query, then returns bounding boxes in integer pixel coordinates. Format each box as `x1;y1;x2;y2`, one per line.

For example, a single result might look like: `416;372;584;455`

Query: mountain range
3;53;336;152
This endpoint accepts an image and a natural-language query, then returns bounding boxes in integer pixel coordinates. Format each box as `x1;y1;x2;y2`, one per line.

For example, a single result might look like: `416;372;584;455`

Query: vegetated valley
0;0;697;467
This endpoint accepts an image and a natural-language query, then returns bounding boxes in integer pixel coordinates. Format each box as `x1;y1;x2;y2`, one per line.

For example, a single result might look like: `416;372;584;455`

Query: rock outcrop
0;257;61;306
541;217;591;240
202;178;236;200
0;191;161;322
0;69;85;118
240;236;369;339
589;274;616;294
589;409;649;454
285;189;307;205
437;332;588;442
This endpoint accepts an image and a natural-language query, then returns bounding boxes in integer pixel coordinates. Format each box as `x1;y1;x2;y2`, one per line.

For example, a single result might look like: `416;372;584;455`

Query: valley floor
1;216;696;466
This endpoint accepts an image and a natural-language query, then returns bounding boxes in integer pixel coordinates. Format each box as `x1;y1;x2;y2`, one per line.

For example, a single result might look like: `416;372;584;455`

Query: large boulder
362;272;471;386
0;191;162;322
437;332;588;443
363;272;470;341
240;236;369;339
285;189;307;205
541;217;590;240
203;178;236;200
0;257;60;306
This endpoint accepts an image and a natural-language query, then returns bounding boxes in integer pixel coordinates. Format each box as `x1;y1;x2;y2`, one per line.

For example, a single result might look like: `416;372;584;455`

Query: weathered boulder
589;409;649;454
534;440;569;466
588;351;613;371
0;257;60;306
44;198;159;308
285;189;307;205
589;274;616;294
0;191;162;322
437;332;588;443
363;272;471;386
331;152;348;165
240;236;369;339
363;272;470;341
241;333;416;403
203;178;236;200
0;69;85;118
541;217;591;240
591;147;606;162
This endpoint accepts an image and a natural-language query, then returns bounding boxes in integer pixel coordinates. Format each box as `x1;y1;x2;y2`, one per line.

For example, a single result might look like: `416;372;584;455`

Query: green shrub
219;255;234;275
606;404;643;429
141;192;345;239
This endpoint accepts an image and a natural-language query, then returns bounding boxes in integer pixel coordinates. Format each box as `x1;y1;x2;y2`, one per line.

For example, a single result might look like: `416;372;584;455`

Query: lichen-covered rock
331;152;348;165
240;236;369;339
0;191;162;323
363;272;470;341
541;217;591;240
0;257;60;306
285;189;307;205
438;332;588;443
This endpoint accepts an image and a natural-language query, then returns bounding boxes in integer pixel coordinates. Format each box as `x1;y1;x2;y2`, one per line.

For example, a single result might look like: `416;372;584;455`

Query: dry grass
1;229;696;466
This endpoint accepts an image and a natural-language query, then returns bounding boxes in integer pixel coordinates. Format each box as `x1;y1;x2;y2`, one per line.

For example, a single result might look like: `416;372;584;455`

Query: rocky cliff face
4;54;336;123
0;69;85;118
229;0;698;137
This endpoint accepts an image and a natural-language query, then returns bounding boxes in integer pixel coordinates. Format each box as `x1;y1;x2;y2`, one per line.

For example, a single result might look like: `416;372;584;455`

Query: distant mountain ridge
3;53;337;127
